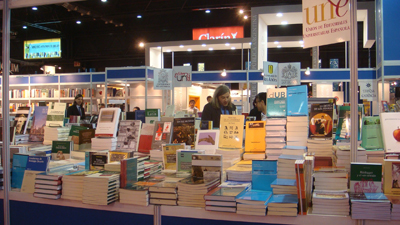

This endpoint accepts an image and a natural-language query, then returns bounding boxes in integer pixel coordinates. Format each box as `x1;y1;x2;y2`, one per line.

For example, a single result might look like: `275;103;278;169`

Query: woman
201;85;236;128
67;94;85;119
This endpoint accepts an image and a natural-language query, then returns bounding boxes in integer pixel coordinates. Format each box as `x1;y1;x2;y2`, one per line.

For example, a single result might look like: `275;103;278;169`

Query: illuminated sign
24;38;61;60
192;26;244;40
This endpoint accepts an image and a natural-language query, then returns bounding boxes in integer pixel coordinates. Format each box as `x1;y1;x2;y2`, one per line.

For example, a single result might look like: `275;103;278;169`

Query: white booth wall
129;82;163;111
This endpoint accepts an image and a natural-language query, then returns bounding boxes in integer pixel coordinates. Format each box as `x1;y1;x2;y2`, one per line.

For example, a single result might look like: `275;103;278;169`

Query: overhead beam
0;0;82;9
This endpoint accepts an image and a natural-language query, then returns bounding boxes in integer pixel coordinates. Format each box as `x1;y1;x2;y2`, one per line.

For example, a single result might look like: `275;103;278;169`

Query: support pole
350;0;359;163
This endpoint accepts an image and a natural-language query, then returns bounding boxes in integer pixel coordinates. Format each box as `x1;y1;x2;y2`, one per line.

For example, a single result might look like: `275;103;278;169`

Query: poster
263;61;278;85
359;80;377;101
278;62;301;87
172;66;192;87
154;68;172;90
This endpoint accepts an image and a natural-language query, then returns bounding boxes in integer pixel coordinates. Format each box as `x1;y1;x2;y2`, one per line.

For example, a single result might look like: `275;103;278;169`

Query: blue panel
147;69;154;79
10;76;29;85
193;72;246;81
376;0;383;65
30;75;58;84
162;216;283;225
383;0;400;61
93;73;106;82
384;65;400;76
249;71;263;81
301;70;376;81
10;201;152;225
60;74;90;83
107;68;146;79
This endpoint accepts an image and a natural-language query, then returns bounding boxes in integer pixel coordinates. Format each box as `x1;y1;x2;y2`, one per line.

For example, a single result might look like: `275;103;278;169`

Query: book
162;143;186;170
267;194;298;208
116;120;142;151
218;115;244;149
335;105;363;140
361;116;384;150
236;190;272;205
95;108;121;137
138;123;155;153
309;103;333;138
176;149;205;173
191;154;223;180
85;151;109;170
267;88;287;117
79;129;95;150
195;130;219;151
145;108;161;124
46;102;66;127
252;160;277;191
134;110;146;124
383;159;400;195
245;121;266;152
165;105;175;117
151;121;173;150
350;163;382;193
200;120;213;130
21;170;42;193
14;106;32;134
29;106;48;142
287;85;308;116
109;151;133;163
204;187;247;201
26;155;50;172
382;101;389;112
172;117;195;148
380;112;400;153
120;157;139;188
51;140;73;160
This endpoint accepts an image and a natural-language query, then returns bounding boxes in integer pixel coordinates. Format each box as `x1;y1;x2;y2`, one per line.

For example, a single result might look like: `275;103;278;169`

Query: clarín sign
192;26;244;40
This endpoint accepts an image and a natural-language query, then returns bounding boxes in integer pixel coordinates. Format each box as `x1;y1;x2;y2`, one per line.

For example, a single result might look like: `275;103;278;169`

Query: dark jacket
201;103;237;128
249;107;262;121
67;105;86;119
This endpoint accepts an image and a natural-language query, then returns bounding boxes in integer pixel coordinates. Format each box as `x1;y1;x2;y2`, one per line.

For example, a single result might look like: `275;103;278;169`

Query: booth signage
172;66;192;87
278;62;301;87
192;26;244;40
302;0;350;48
359;80;377;101
154;68;172;90
263;61;278;85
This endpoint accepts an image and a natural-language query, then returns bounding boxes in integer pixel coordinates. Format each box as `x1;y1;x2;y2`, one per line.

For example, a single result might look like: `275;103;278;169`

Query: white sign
359;80;377;101
154;68;172;90
172;66;192;87
302;0;350;48
332;91;344;105
278;63;301;87
263;61;278;85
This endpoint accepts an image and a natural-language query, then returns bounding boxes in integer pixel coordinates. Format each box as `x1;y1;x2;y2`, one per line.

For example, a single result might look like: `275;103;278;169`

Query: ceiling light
202;44;206;47
301;45;304;47
205;10;210;13
277;45;282;48
58;67;62;70
101;0;107;2
281;21;288;25
299;40;304;44
137;15;142;19
187;49;192;52
239;9;244;14
244;15;248;20
32;7;38;10
157;46;161;49
22;26;27;29
76;21;81;24
231;47;236;50
179;45;184;48
225;43;230;46
305;67;311;75
209;48;213;51
274;41;279;44
166;50;171;52
139;42;144;47
309;83;312;86
221;69;227;77
276;13;283;17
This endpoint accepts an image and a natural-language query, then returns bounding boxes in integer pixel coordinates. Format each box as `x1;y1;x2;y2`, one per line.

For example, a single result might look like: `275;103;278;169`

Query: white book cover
165;105;175;117
95;108;121;137
195;130;220;151
380;112;400;153
46;102;66;127
116;120;142;151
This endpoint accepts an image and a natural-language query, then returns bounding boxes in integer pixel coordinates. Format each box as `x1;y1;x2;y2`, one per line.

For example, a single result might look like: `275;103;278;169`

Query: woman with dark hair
249;97;262;121
201;85;237;128
67;94;85;119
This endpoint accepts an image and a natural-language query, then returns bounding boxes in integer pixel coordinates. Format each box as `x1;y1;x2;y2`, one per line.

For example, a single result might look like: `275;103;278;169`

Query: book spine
295;161;307;215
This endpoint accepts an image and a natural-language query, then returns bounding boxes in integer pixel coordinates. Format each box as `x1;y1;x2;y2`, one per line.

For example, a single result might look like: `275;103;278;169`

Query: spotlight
221;69;227;77
305;67;311;75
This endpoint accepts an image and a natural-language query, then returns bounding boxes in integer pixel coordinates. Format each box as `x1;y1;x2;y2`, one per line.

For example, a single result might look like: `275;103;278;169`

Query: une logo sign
304;0;349;25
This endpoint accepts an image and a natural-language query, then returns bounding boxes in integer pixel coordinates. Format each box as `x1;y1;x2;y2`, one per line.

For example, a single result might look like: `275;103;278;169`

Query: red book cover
138;135;153;153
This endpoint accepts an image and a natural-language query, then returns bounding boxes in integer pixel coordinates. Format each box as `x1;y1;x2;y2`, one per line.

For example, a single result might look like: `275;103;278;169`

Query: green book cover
361;116;384;150
120;157;138;188
350;163;382;193
51;140;72;160
266;88;287;117
69;125;88;137
145;109;160;124
176;150;204;173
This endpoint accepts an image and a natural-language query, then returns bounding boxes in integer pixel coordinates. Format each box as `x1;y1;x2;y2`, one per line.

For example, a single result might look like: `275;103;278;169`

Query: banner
263;61;278;85
302;0;350;48
278;63;301;87
172;66;192;87
154;68;172;90
192;26;244;40
359;80;377;101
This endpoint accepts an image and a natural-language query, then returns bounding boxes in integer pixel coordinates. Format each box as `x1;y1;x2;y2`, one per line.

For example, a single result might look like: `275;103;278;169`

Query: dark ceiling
2;0;375;74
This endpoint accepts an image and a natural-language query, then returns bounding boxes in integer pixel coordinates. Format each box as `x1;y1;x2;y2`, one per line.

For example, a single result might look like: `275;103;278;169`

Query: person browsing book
254;92;267;121
187;99;199;117
201;84;237;128
67;94;86;119
249;98;262;121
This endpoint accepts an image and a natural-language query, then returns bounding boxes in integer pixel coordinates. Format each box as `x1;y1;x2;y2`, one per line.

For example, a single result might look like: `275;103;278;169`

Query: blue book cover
219;181;252;189
236;190;272;203
268;194;298;204
12;154;29;168
267;88;287;118
11;167;26;188
287;85;308;116
135;110;146;124
176;150;204;173
271;178;296;187
252;160;277;191
278;154;304;160
25;156;50;171
121;157;138;187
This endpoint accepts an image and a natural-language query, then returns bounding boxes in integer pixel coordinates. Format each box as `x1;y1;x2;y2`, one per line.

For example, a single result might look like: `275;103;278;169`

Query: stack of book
28;144;53;158
267;194;298;216
149;150;163;161
236;190;272;216
313;168;348;192
61;170;99;201
366;150;385;164
144;161;163;178
350;193;391;220
281;145;306;156
177;176;220;207
265;118;287;160
311;191;349;216
14;134;29;145
43;127;70;145
286;116;308;147
215;148;242;170
277;154;303;180
271;178;297;195
226;161;252;182
387;196;400;220
307;139;333;157
119;183;150;206
33;171;67;200
104;162;121;172
205;187;247;213
333;145;367;170
149;180;179;206
82;172;120;205
91;137;117;151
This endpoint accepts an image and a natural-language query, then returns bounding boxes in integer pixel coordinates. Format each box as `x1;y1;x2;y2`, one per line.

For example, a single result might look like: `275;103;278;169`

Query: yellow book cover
218;115;245;149
109;151;133;163
244;121;266;152
383;159;400;195
162;143;186;170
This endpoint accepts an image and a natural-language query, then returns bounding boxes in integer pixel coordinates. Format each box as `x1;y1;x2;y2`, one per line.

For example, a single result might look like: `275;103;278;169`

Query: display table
0;191;398;225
